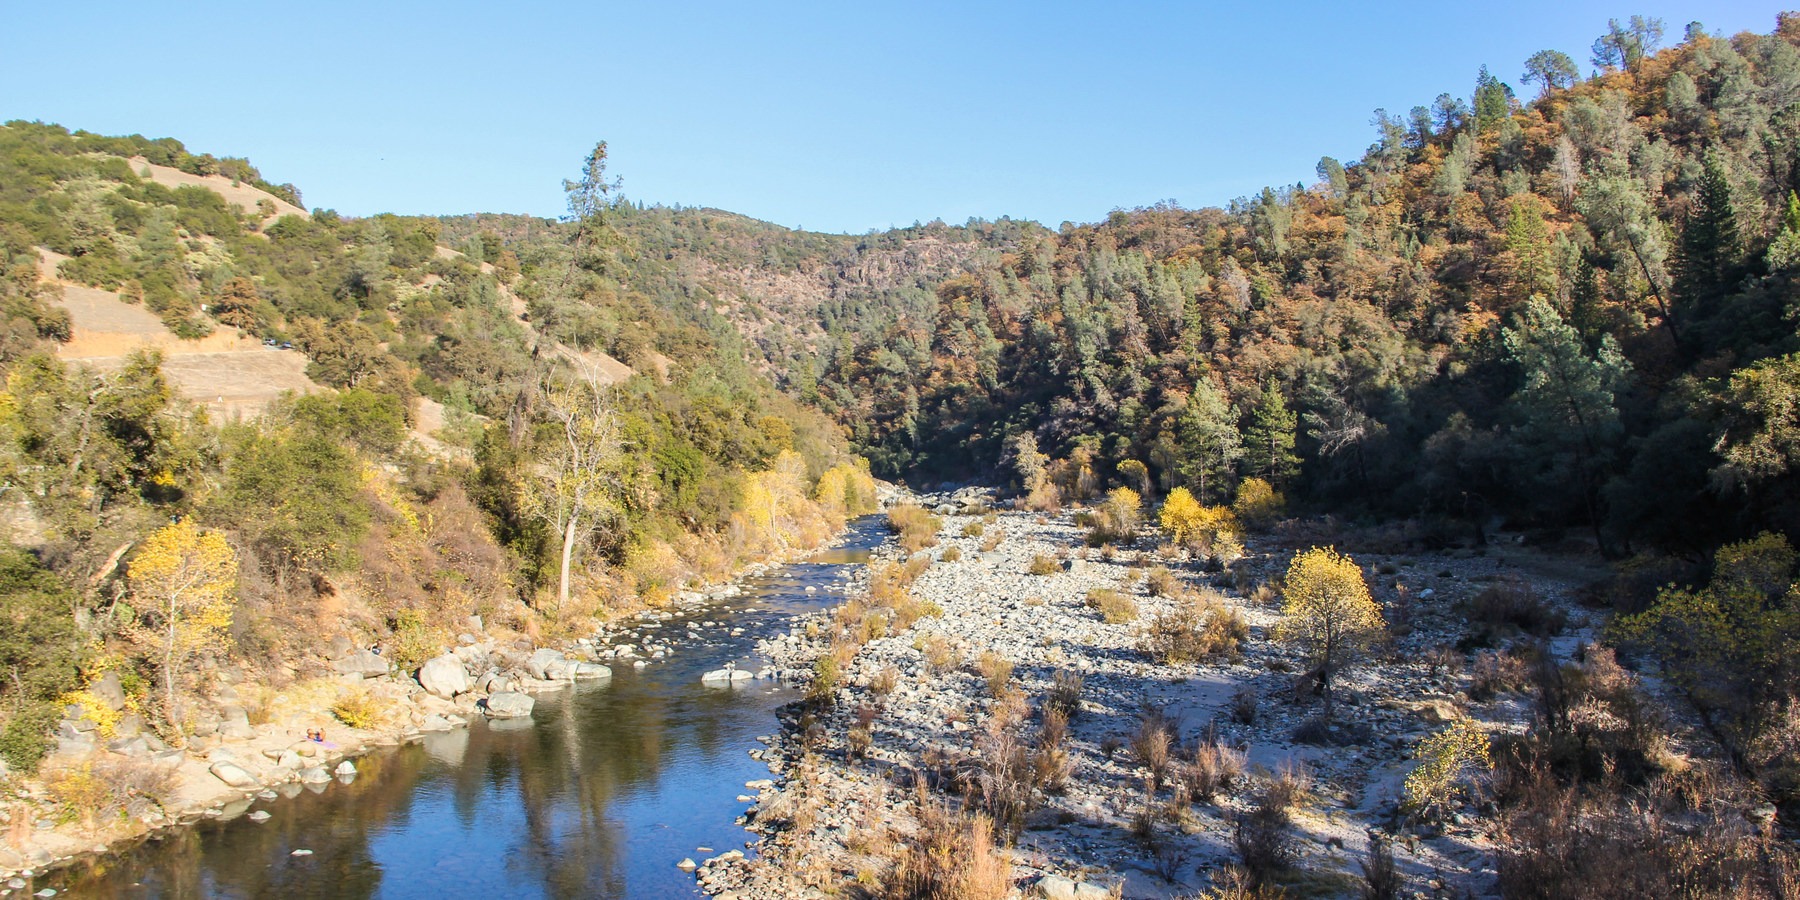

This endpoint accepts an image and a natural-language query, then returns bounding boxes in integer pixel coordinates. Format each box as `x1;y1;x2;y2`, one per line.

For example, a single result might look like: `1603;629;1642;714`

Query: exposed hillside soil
125;157;308;228
36;249;323;419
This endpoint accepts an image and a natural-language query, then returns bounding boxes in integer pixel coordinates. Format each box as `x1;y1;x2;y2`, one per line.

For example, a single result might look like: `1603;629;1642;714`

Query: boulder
571;662;613;679
701;667;753;685
209;761;259;789
106;736;150;758
297;766;332;784
334;760;357;776
418;654;471;699
483;692;535;719
526;649;571;681
90;672;126;711
334;650;390;678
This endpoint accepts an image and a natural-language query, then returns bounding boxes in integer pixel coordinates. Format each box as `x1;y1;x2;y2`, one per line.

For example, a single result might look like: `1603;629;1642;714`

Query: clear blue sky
4;1;1790;233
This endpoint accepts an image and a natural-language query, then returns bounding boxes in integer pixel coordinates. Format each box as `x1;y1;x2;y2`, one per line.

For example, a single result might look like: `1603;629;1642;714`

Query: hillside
3;12;1800;899
808;18;1800;563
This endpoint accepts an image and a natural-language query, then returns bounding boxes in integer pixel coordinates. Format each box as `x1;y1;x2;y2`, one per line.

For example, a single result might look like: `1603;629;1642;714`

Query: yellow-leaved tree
1158;487;1204;545
520;370;624;615
129;519;238;737
1278;547;1385;719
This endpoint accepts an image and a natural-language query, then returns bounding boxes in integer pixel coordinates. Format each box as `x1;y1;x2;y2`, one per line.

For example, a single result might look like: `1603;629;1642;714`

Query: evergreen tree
1472;66;1517;133
1675;150;1743;324
1176;379;1241;504
1242;382;1300;489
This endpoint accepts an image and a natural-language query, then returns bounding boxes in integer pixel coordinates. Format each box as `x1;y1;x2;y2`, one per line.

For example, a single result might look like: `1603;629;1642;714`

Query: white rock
418;654;471;699
334;760;357;776
483;692;535;719
208;761;258;789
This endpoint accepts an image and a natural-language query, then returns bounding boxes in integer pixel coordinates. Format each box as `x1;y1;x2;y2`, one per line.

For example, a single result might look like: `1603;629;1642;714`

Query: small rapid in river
50;517;890;899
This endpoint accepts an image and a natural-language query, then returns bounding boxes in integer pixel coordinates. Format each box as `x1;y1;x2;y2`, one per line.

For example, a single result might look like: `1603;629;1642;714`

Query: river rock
297;766;331;784
701;667;753;685
247;810;271;823
571;662;613;679
526;648;573;681
209;761;258;788
418;654;471;699
483;692;535;719
334;650;390;677
335;760;357;776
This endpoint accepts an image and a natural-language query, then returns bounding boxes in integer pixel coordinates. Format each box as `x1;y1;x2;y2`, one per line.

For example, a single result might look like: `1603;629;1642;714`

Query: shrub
1230;688;1259;725
887;504;943;553
1402;717;1492;822
1045;670;1085;721
331;690;386;729
1146;595;1248;664
871;665;901;699
1466;580;1566;640
940;545;962;562
1132;705;1177;790
1031;707;1074;794
47;757;176;835
808;654;841;706
1181;739;1245;803
1360;831;1402;900
1027;554;1060;575
1087;486;1143;545
1234;778;1298;890
887;793;1012;900
1232;477;1285;528
979;530;1004;552
920;634;959;674
1086;588;1138;624
975;651;1014;698
1494;764;1800;900
1160;488;1244;558
1145;566;1179;596
961;521;986;538
1470;649;1533;701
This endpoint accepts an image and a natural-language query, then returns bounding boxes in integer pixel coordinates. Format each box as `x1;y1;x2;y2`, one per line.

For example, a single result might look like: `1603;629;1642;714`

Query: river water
50;517;888;899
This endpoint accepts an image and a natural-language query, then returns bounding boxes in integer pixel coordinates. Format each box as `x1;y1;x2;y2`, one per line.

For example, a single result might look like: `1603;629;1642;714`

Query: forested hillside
822;16;1800;556
0;127;888;773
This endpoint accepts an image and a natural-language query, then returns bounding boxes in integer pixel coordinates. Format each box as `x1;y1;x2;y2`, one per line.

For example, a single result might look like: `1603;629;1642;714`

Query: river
48;517;888;899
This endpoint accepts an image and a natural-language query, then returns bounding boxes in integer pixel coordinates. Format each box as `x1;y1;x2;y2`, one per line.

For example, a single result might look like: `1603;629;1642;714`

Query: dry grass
888;504;944;554
886;792;1012;899
1181;739;1246;803
1086;588;1139;624
940;545;962;562
1146;566;1180;596
1028;554;1060;576
1046;670;1085;721
979;530;1004;552
1145;594;1248;663
919;634;960;674
976;650;1014;698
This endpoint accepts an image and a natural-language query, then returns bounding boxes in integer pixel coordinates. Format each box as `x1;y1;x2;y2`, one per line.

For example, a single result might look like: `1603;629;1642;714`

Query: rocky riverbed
699;495;1606;899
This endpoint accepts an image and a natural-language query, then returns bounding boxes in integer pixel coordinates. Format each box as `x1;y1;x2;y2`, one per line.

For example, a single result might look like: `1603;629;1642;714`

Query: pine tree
1242;382;1300;489
1177;379;1241;504
1675;151;1743;322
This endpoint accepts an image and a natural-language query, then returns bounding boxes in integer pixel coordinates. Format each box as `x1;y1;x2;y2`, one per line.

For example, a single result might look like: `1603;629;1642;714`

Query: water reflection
52;519;884;899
